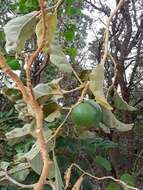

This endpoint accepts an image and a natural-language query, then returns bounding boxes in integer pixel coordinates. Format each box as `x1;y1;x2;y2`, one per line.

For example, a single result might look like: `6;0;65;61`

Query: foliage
0;0;142;189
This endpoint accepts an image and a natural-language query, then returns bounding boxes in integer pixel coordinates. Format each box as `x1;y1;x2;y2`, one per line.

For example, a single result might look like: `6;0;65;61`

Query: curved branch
101;0;124;66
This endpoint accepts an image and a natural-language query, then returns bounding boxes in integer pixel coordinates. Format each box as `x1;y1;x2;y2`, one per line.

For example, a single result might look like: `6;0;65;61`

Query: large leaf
12;168;30;182
10;163;30;182
5;123;33;145
95;155;112;171
2;87;22;102
4;11;38;53
36;13;57;52
6;57;20;70
120;173;134;187
101;108;133;132
99;122;111;134
33;83;53;101
111;90;137;111
33;81;63;104
15;100;31;121
26;150;55;179
53;151;64;190
107;182;120;190
21;128;54;177
89;64;112;110
65;7;81;16
50;43;73;73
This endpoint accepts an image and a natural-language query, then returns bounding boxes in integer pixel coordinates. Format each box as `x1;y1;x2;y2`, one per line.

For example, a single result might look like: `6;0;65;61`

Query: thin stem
100;0;124;66
0;56;28;101
71;164;139;190
72;68;83;84
33;1;50;189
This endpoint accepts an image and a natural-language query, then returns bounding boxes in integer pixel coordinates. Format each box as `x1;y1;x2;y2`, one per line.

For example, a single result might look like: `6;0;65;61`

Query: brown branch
66;164;139;190
31;1;50;190
0;55;28;101
0;171;57;190
26;0;47;100
46;82;89;143
34;54;49;77
101;0;124;66
84;0;111;16
1;0;51;189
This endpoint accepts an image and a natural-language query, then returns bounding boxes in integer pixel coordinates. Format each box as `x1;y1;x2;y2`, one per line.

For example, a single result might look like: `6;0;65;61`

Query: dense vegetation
0;0;143;189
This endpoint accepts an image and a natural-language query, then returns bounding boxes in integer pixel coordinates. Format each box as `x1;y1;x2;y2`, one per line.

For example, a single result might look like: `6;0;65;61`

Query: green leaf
107;182;120;190
33;83;53;101
120;173;134;186
5;123;33;145
95;155;112;171
6;58;20;70
27;151;55;179
0;162;10;171
111;90;137;111
15;129;55;179
64;28;75;42
101;108;134;132
89;64;112;110
13;168;29;182
0;31;5;42
65;47;77;57
18;0;39;13
65;6;81;16
50;43;73;73
33;81;63;103
11;163;30;182
99;122;111;134
4;11;38;53
53;151;64;190
65;0;76;5
36;13;57;53
2;87;22;102
15;100;31;121
25;0;39;10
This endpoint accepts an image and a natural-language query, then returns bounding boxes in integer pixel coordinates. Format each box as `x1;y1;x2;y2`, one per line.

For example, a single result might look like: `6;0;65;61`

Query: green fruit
7;59;20;70
71;100;102;131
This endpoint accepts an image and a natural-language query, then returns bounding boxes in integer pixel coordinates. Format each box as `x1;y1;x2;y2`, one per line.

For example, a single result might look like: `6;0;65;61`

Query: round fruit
71;100;102;131
7;59;20;70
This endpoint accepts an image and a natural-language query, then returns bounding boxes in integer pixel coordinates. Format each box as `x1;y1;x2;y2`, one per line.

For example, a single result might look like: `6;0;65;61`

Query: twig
26;0;48;100
62;83;85;95
0;45;49;190
46;81;89;143
106;52;118;97
100;0;124;66
78;81;89;102
5;172;34;188
54;0;63;12
72;68;83;84
0;171;57;190
34;54;49;77
32;1;51;190
70;164;139;190
46;109;72;143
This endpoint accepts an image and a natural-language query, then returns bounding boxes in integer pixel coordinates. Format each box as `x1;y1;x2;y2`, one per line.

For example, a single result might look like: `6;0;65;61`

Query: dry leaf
36;13;57;52
111;90;137;111
64;166;72;190
72;175;84;190
89;64;112;110
45;108;61;122
102;108;134;132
